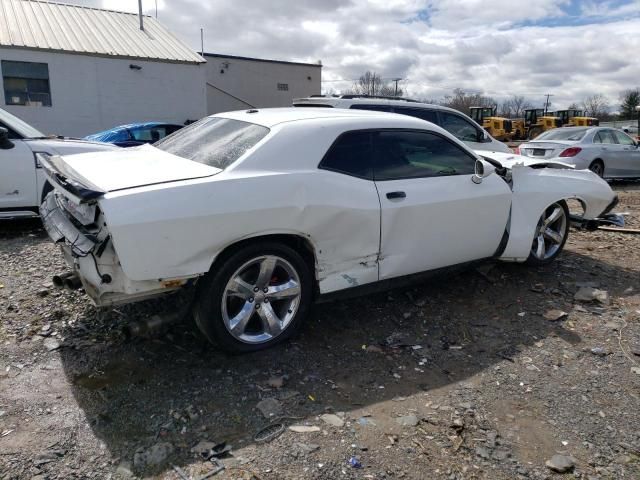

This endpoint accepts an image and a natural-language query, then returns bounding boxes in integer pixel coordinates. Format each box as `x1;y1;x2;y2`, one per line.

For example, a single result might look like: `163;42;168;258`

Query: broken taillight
559;147;582;157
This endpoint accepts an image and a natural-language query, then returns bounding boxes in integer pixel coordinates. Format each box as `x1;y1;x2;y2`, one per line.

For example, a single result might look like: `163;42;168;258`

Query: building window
277;83;289;91
2;60;52;107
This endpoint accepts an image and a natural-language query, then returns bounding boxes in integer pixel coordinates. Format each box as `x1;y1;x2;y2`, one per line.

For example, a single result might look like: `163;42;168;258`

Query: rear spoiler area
40;155;105;203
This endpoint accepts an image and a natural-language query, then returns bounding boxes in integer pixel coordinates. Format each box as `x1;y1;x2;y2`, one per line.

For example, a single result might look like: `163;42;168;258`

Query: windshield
536;128;588;141
0;107;44;138
155;117;269;169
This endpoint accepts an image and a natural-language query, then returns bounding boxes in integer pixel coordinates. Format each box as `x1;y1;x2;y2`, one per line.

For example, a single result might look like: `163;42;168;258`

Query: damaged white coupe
40;108;620;352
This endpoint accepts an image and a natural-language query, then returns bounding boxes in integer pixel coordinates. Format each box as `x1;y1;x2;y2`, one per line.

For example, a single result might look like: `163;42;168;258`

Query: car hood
43;144;221;197
477;151;575;169
24;137;120;155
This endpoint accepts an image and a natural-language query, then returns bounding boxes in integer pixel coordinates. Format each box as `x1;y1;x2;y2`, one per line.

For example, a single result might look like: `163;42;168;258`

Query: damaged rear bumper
40;193;188;307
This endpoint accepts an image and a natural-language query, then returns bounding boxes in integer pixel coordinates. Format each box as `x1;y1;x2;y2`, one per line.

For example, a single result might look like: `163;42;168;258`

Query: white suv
0;108;118;219
293;96;511;153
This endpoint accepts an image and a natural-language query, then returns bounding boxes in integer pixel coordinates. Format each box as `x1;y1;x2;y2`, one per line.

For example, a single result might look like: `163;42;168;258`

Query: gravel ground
1;184;639;480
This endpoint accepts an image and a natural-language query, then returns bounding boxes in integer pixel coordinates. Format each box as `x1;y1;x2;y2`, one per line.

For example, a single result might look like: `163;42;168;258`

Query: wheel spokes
544;207;562;227
257;302;282;336
544;227;563;244
227;277;254;299
267;279;300;300
535;233;546;259
228;301;254;333
256;257;277;287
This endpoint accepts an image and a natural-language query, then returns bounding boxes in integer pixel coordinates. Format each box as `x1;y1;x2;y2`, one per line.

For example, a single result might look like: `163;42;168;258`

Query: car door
593;130;621;176
612;130;640;177
373;129;512;280
0;125;37;210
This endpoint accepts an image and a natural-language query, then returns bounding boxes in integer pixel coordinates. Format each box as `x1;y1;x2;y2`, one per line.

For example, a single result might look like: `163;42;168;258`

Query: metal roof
0;0;205;64
203;52;322;68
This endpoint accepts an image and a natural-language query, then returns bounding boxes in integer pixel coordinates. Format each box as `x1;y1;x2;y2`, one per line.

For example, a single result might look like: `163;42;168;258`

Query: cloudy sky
72;0;639;111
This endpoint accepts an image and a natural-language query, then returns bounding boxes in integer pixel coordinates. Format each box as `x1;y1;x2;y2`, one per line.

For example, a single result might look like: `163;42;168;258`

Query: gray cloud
68;0;640;108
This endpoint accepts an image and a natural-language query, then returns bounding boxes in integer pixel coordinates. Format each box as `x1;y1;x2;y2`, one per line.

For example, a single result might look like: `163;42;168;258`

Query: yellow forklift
512;109;562;140
554;109;600;127
469;106;513;141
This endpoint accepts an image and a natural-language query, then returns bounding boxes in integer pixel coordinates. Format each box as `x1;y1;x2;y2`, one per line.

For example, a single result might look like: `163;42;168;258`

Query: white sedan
518;126;640;178
40;108;618;352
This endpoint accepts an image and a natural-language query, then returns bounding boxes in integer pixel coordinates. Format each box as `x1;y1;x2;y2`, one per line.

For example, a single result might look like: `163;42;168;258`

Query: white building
204;53;322;114
0;0;206;137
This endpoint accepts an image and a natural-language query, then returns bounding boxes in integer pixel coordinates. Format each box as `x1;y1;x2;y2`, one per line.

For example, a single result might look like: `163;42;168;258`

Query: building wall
0;48;207;137
205;55;321;114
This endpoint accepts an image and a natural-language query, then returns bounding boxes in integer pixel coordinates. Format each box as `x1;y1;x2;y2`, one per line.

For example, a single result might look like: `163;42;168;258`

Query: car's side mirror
472;159;495;184
0;127;15;150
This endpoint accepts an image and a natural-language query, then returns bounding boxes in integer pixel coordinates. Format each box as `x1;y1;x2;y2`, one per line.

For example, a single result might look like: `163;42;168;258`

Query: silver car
518;127;640;178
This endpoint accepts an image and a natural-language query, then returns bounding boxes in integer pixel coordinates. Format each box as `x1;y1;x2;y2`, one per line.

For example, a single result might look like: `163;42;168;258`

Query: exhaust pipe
52;272;74;288
123;312;182;339
63;275;83;290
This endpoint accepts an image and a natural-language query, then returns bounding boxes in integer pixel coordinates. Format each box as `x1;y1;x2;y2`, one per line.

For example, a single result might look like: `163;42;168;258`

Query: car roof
292;96;465;116
215;107;417;128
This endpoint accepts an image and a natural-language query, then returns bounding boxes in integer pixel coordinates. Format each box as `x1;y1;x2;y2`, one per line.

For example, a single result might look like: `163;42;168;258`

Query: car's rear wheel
589;160;604;178
526;201;569;265
193;242;312;353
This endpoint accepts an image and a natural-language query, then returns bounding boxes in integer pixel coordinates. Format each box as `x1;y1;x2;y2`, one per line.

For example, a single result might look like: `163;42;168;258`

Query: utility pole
200;28;204;56
138;0;144;30
544;94;554;115
392;78;402;96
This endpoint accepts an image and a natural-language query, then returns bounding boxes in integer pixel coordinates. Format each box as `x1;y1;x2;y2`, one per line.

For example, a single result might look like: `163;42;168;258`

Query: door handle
386;191;406;199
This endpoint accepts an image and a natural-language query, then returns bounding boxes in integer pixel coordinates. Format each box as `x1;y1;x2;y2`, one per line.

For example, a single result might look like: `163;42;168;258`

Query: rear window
155;117;269;169
536;128;588;141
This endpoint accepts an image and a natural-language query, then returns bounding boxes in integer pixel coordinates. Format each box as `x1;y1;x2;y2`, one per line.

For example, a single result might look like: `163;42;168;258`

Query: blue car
85;122;184;147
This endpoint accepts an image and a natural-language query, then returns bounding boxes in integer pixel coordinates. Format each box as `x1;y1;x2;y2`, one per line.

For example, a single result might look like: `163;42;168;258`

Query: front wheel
193;242;312;353
526;201;569;265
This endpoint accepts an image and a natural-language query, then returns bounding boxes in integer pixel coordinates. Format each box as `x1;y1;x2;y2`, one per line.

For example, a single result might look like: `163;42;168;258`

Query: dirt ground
1;183;639;480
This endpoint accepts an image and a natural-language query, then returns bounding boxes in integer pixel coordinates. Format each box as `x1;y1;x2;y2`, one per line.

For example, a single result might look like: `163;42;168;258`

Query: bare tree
506;95;532;118
346;71;403;97
498;100;513;118
567;103;580;110
582;94;609;118
441;88;496;116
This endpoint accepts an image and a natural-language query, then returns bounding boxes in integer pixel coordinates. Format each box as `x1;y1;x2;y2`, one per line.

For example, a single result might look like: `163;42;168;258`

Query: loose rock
256;397;283;419
545;454;575;473
320;413;344;427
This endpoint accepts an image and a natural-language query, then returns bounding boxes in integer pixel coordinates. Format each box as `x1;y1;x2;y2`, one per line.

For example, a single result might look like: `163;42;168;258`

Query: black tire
526;201;570;266
589;160;604;178
528;126;543;140
193;242;312;353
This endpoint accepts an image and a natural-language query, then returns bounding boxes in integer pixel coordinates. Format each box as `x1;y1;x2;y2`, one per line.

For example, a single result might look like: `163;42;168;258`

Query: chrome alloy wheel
530;203;568;261
221;255;301;344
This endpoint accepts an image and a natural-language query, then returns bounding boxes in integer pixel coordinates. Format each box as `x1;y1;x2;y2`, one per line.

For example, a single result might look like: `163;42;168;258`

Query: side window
372;130;476;181
595;130;616;144
613;130;635;146
319;131;373;180
132;126;168;142
394;107;438;124
438;112;480;143
2;60;52;107
349;105;393;113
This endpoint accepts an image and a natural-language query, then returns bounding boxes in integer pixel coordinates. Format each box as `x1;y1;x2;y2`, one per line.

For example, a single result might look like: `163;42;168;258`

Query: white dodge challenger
40;108;618;352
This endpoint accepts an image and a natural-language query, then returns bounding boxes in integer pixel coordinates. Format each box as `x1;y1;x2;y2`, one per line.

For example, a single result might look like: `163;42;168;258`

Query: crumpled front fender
499;164;616;261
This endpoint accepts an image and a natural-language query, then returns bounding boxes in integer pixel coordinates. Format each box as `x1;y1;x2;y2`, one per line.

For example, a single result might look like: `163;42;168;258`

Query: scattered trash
348;456;362;468
1;429;14;437
43;338;61;351
631;367;640;375
396;414;419;427
320;413;344;427
266;375;286;388
289;425;321;433
590;347;610;357
256;397;283;419
545;454;576;473
254;422;285;443
543;309;568;321
574;287;609;304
